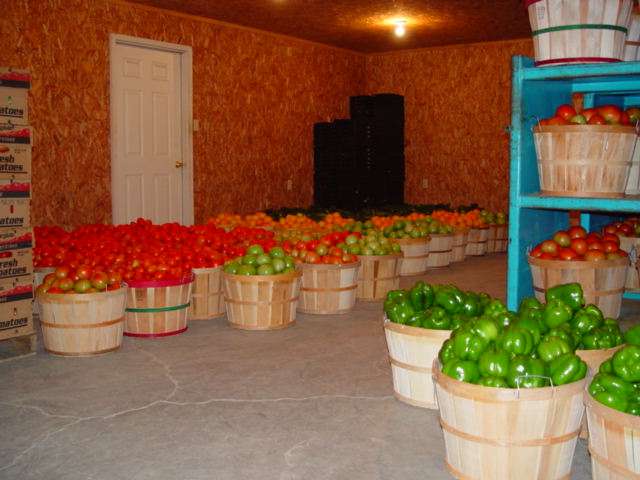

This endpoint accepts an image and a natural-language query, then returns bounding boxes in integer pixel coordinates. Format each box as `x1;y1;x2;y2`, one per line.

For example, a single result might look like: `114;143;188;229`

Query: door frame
109;33;194;225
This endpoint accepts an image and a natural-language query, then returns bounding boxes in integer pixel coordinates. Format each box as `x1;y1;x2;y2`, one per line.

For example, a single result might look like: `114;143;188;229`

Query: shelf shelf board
517;194;640;213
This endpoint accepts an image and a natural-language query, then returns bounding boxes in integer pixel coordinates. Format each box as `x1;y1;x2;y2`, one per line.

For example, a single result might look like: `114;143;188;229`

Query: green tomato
246;244;264;256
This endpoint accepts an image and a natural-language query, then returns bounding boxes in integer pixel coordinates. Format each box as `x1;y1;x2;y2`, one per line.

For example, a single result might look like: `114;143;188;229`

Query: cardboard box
0;228;33;282
0;68;30;89
0;198;30;229
0;178;30;199
0;126;31;179
0;280;34;341
0;87;28;126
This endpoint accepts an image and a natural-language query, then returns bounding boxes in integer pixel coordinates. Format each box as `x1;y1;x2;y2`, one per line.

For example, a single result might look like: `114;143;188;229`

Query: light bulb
394;21;406;37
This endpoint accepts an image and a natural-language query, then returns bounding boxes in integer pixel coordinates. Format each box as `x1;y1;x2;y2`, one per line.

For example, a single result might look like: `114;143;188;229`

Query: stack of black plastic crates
313;94;404;210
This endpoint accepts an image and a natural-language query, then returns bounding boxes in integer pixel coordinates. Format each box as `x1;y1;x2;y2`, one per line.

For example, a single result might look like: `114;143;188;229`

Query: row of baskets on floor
32;225;507;357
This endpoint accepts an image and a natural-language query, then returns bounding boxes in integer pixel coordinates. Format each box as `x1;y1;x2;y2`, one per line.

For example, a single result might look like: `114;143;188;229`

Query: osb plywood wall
366;40;534;213
2;0;364;229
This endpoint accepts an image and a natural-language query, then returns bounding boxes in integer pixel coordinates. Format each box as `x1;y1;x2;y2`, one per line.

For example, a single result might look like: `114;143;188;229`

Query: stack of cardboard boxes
0;67;36;358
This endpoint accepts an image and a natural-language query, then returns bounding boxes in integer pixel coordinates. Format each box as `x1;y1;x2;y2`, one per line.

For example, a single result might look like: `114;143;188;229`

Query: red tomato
54;265;71;279
547;115;568;125
76;264;93;280
587;242;605;252
587;114;607;125
529;246;543;258
585;232;602;244
584;250;606;261
555;104;576;121
601;233;620;245
552;230;571;248
540;240;559;256
568;226;587;239
558;248;578;261
570;238;588;256
603;241;620;254
596;105;622;124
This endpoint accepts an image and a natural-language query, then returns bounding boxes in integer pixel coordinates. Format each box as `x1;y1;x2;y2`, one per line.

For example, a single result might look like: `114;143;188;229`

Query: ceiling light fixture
394;20;406;37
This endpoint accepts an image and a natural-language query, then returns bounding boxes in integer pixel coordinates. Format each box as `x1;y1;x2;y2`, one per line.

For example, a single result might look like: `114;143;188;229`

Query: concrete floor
0;253;637;480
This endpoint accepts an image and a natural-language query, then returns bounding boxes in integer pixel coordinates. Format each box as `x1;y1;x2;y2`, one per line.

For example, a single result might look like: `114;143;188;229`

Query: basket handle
514;374;555;398
571;93;584;115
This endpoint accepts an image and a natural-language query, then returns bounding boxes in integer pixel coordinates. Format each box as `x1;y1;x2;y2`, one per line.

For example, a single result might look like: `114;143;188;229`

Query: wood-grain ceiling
122;0;533;53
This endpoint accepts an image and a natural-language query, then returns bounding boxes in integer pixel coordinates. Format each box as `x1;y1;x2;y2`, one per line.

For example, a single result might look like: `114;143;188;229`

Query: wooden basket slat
435;362;586;480
527;0;634;66
426;233;454;268
223;270;301;330
125;278;193;337
451;229;469;262
396;237;430;276
466;227;489;256
623;9;640;61
189;266;226;320
356;254;401;301
37;288;126;356
585;390;640;479
384;317;451;409
298;261;360;314
533;125;637;198
528;255;627;318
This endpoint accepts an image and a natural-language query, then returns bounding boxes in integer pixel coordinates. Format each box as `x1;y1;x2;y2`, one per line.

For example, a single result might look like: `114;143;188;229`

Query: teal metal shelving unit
507;55;640;311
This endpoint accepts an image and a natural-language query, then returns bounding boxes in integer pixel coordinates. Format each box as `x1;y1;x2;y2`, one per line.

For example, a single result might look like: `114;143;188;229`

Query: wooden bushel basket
383;316;451;409
189;266;226;320
625;139;640;196
37;287;127;357
223;269;301;330
125;275;194;337
356;254;401;301
619;235;640;291
488;225;509;253
576;345;623;438
426;233;454;268
451;229;468;263
396;237;430;276
465;227;489;256
532;125;637;198
528;255;627;319
434;363;586;480
585;389;640;479
623;7;640;61
298;261;360;315
526;0;633;67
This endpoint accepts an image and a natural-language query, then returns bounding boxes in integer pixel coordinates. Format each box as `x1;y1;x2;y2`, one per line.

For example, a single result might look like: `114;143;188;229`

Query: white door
110;34;193;226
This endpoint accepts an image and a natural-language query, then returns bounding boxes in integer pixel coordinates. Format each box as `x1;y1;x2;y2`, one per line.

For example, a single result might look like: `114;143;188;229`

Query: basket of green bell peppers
589;345;640;416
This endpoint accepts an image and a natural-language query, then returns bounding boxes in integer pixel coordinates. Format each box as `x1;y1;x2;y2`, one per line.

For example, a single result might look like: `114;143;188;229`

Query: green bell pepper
477;292;492;308
602;320;624;347
612;345;640;383
542;325;576;350
384;289;408;311
571;309;603;335
453;331;488;362
439;338;456;364
594;391;630;412
460;292;480;317
449;314;468;331
599;358;613;374
434;285;464;314
477;375;509;388
442;358;480;384
626;401;640;416
537;336;572;364
582;328;616;350
495;311;518;329
385;297;415;324
484;299;508;319
545;282;584;313
500;326;534;356
518;296;543;314
507;355;550;388
421;306;451;330
549;352;587;386
624;325;640;347
471;316;500;344
478;350;510;378
542;298;573;329
409;281;434;311
589;372;635;398
514;315;544;345
406;313;423;328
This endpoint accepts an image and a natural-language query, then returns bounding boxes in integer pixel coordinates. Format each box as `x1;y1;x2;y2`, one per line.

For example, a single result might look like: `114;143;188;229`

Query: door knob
175;161;184;168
